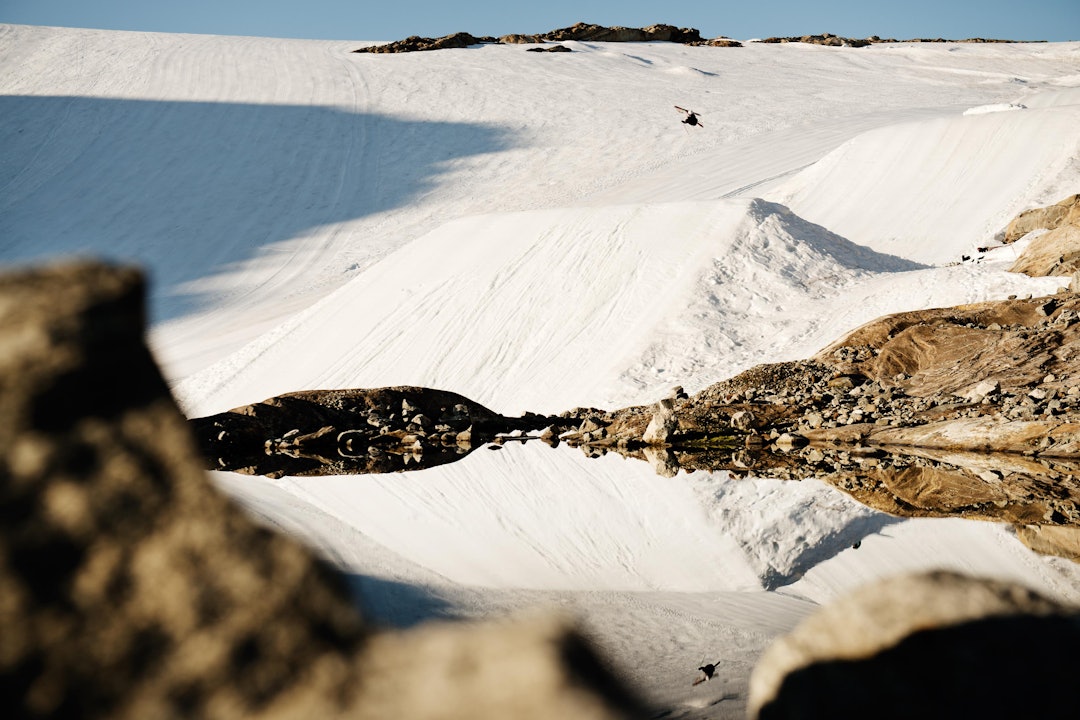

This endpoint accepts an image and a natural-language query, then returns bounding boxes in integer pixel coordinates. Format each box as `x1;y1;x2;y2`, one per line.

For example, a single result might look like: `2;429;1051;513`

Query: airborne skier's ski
675;105;703;127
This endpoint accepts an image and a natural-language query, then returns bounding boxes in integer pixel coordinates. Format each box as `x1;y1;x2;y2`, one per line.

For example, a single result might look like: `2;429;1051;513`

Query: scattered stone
642;398;677;445
525;44;572;53
731;409;755;430
775;433;809;450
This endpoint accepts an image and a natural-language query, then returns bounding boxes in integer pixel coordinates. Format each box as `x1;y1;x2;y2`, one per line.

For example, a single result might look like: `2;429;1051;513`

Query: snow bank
766;103;1080;264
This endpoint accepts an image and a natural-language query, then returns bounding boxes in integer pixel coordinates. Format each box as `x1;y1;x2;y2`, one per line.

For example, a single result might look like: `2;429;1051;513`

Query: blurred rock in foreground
0;260;643;719
749;571;1080;719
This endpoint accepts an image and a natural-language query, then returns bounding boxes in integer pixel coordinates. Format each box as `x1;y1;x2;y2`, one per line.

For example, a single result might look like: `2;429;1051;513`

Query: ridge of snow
765;103;1080;263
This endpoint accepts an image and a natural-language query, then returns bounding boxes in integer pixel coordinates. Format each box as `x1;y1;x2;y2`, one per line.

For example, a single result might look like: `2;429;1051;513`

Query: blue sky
2;0;1077;42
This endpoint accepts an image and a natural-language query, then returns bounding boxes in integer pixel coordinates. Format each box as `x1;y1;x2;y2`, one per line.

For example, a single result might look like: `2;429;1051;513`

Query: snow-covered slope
3;24;1078;380
5;24;1080;715
765;101;1080;264
175;197;1062;418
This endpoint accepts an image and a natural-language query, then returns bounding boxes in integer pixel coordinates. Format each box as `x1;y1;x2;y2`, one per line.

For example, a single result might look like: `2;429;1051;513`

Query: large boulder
1008;194;1080;277
0;261;645;720
748;571;1080;719
1004;193;1080;243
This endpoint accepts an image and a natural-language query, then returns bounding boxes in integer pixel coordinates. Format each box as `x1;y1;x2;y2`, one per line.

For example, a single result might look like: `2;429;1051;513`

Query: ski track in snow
5;25;1080;716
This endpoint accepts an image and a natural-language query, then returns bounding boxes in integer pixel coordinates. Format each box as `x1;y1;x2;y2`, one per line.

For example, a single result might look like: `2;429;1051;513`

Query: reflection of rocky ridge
191;387;556;478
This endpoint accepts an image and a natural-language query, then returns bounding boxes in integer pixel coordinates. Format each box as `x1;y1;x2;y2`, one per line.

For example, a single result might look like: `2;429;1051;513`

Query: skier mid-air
675;106;702;127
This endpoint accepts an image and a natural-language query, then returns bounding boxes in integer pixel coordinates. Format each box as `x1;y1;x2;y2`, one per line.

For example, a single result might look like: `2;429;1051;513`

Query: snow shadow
755;513;903;592
343;574;459;629
0;95;516;322
746;199;929;274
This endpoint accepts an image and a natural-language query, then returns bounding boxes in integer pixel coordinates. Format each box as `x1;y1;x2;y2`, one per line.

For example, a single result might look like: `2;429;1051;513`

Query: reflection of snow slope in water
689;472;901;591
213;439;1080;608
217;439;886;594
254;442;763;593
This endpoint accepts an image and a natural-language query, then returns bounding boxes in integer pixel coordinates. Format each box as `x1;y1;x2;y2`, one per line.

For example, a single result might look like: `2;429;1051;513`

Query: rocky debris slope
0;261;644;720
748;571;1080;719
354;22;741;53
549;195;1080;535
569;293;1080;457
553;293;1080;538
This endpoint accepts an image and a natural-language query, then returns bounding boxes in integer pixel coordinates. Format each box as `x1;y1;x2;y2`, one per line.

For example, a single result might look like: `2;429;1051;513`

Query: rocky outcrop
546;292;1080;531
354;22;740;53
353;26;1039;53
190;386;557;477
758;33;873;48
0;261;645;720
353;32;495;53
525;45;573;53
1004;194;1080;243
691;37;743;48
756;34;1041;46
1008;194;1080;277
748;571;1080;719
568;293;1080;459
537;23;702;44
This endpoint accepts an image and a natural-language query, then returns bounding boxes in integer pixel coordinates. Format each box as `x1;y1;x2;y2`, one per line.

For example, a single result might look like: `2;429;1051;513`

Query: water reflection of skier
676;105;702;127
692;661;719;686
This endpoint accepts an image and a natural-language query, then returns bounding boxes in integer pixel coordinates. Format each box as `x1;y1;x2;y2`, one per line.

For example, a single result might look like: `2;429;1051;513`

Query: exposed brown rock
557;292;1080;529
1004;193;1080;243
748;571;1080;719
525;45;573;53
691;37;743;48
1011;223;1080;277
812;295;1078;396
353;32;495;53
539;22;702;44
757;33;872;47
1015;524;1080;561
0;260;646;720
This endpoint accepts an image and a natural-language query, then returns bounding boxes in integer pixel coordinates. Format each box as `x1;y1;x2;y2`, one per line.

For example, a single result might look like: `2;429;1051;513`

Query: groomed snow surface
4;25;1080;716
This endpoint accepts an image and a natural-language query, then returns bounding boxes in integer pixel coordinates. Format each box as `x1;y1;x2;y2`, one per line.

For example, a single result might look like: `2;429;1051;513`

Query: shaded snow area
4;24;1080;716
